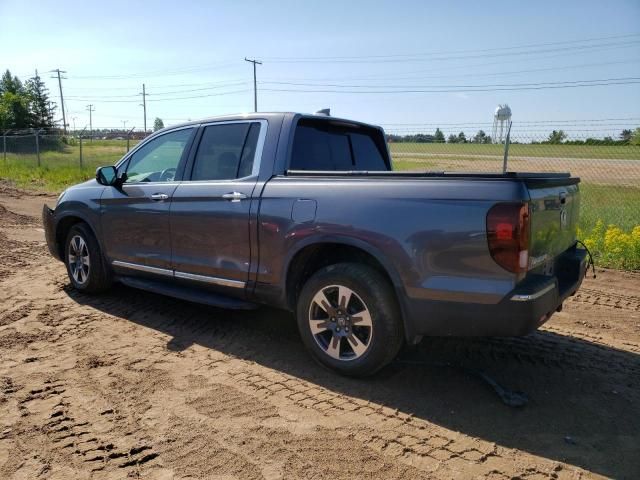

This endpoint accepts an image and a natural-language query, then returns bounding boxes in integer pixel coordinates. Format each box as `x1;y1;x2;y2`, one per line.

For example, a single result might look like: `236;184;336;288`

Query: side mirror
96;166;118;186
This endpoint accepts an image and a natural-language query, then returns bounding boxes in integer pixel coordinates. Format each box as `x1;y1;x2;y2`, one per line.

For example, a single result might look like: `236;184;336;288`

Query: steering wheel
159;167;177;182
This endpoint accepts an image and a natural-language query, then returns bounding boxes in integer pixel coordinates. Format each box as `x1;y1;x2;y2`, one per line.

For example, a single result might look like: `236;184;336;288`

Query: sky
1;0;639;138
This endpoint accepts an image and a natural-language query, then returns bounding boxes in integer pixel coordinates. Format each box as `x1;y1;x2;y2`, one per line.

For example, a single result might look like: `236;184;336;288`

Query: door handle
222;192;247;202
150;193;169;201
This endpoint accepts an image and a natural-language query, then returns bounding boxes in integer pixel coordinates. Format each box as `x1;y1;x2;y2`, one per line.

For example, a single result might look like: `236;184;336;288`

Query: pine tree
0;69;24;95
0;69;30;129
25;70;55;128
434;128;445;143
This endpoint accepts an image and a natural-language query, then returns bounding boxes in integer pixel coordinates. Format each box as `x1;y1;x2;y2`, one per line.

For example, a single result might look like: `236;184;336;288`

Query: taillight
487;202;530;274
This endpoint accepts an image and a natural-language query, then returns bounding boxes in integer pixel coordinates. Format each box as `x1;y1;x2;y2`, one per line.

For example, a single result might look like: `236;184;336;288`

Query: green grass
0;140;139;191
389;142;640;160
579;184;640;232
392;159;438;170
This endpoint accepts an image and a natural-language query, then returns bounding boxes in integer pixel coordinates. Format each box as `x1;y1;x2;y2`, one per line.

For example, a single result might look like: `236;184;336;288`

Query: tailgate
527;179;580;269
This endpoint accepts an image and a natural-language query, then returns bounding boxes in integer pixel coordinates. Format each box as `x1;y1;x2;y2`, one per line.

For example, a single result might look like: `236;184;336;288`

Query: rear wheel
64;223;112;293
296;263;403;376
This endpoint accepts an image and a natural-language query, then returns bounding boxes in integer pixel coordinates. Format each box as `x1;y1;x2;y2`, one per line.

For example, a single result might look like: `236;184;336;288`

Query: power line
262;39;640;64
259;76;640;90
69;61;240;80
260;78;640;94
261;33;640;60
61;76;640;103
64;81;250;99
260;58;640;83
60;54;637;93
63;88;251;103
63;78;248;91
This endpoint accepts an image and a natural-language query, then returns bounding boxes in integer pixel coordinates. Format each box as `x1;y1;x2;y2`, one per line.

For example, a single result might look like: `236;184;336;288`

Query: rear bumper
42;204;61;261
405;247;588;337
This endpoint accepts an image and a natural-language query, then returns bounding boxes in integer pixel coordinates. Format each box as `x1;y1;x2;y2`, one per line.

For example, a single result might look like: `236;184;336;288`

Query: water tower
492;104;512;144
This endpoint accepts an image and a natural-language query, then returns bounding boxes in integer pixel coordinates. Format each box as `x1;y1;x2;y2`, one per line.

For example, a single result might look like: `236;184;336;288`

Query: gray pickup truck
43;112;588;376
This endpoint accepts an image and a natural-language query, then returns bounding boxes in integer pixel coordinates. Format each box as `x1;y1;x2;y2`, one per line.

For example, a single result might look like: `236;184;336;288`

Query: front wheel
296;263;403;377
64;223;112;293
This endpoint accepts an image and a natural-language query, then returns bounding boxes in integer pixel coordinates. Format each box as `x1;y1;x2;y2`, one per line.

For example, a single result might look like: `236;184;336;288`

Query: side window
124;128;193;183
191;122;261;181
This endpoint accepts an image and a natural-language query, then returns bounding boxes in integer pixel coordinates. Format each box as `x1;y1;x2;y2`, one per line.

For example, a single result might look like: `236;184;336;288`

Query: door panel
170;181;255;283
100;127;195;271
101;183;179;269
169;121;264;289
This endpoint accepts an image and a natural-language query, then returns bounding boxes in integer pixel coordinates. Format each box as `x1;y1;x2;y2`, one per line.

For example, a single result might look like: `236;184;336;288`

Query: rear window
290;120;388;171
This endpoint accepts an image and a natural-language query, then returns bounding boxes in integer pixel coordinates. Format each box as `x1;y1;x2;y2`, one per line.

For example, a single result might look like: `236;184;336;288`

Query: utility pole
140;84;148;135
126;126;135;152
79;126;87;168
2;130;10;163
122;120;128;131
86;104;95;142
50;69;67;133
244;58;262;112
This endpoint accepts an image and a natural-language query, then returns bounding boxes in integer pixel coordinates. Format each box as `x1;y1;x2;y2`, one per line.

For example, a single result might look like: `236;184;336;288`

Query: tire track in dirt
18;380;160;474
569;287;640;311
1;189;638;479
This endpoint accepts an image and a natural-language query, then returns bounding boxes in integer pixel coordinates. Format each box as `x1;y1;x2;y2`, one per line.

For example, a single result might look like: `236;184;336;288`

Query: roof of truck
158;112;382;133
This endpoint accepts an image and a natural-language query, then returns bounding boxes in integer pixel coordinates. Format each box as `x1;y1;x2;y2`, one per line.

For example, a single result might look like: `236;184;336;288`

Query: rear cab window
289;118;390;171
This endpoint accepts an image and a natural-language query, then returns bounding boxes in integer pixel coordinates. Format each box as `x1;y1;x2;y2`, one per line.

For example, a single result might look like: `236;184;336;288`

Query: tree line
0;69;57;130
387;127;640;145
387;128;492;144
535;129;640;145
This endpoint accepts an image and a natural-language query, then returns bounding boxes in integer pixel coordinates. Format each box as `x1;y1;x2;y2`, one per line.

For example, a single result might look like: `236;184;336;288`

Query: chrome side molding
112;260;173;277
112;260;245;288
174;271;245;288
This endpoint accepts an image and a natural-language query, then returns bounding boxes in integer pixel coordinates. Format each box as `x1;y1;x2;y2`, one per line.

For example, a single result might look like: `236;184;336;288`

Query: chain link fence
1;128;145;169
385;126;640;235
2;125;639;235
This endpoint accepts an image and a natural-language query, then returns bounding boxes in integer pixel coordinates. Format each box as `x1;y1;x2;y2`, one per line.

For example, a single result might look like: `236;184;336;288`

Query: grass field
0;140;139;191
389;142;640;160
579;184;640;231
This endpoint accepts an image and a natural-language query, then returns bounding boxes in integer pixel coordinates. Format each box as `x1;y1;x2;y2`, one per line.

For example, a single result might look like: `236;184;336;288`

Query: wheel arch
283;236;415;342
55;213;100;260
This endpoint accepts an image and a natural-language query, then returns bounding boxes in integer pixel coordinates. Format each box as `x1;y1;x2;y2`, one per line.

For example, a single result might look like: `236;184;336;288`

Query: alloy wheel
308;285;373;361
68;235;90;285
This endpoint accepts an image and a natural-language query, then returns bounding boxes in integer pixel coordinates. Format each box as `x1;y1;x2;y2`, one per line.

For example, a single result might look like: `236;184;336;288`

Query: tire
64;223;112;293
296;262;403;377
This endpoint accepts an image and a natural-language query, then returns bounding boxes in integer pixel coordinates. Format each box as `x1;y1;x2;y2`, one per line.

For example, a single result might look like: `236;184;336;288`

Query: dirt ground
0;184;638;480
